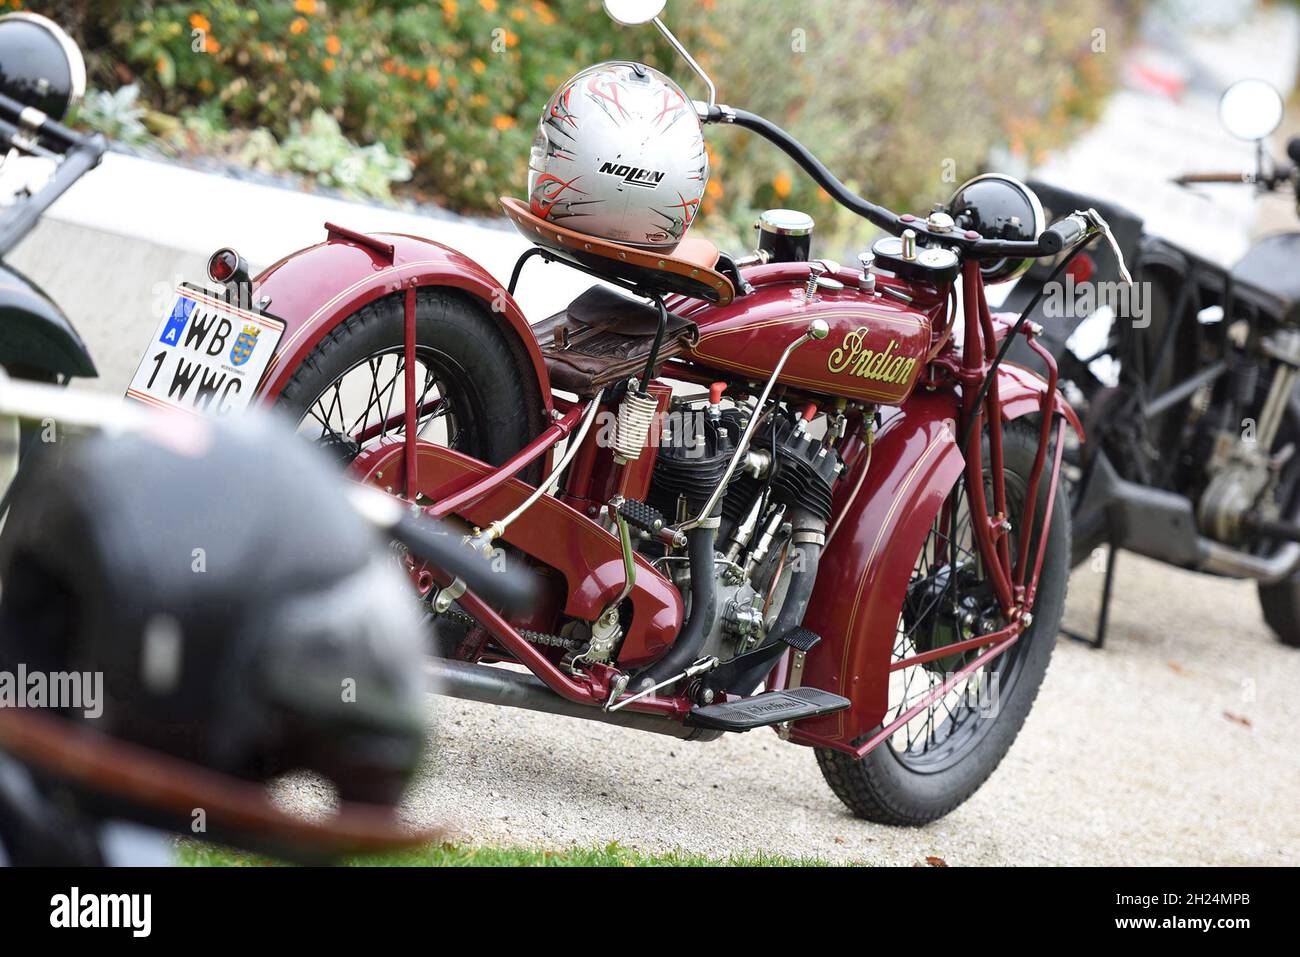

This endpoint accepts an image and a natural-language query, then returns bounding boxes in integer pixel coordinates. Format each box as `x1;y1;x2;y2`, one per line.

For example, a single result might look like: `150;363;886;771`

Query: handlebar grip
1039;215;1089;255
1173;172;1251;185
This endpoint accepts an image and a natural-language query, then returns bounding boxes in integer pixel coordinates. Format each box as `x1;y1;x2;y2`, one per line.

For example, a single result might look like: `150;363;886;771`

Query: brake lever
1083;207;1133;285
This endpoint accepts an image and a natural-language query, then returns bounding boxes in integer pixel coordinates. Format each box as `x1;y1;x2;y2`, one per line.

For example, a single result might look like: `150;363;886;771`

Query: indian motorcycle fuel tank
675;263;943;404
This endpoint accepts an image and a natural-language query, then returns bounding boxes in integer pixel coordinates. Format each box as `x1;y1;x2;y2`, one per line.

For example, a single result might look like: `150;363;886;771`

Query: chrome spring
613;389;659;463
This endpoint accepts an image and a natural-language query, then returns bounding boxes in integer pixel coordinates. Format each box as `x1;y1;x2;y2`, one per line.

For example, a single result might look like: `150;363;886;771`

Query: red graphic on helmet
530;172;586;219
666;191;699;227
653;88;688;128
585;75;631;122
548;83;578;131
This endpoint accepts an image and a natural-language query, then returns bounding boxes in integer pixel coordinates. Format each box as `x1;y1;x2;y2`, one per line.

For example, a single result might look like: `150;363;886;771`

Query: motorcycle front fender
791;367;1080;753
248;224;551;413
793;390;965;750
0;261;96;378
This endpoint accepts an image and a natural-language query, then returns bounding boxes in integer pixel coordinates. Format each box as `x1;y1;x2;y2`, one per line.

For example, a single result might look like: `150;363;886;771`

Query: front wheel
816;419;1070;825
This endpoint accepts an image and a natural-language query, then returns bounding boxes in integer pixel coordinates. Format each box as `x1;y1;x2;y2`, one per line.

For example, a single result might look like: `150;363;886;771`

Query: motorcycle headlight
946;174;1046;284
0;12;86;122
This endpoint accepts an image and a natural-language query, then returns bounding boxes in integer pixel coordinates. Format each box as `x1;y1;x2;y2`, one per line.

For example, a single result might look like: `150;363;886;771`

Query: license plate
126;283;285;416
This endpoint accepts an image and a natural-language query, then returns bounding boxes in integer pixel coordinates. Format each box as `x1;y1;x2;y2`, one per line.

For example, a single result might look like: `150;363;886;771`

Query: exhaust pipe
426;656;718;741
1079;451;1300;582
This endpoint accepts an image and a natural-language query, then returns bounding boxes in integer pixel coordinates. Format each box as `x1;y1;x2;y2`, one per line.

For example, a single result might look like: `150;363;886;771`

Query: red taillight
207;248;239;283
1066;252;1095;285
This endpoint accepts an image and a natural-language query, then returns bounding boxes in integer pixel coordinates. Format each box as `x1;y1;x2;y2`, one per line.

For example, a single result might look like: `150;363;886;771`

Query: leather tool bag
533;285;698;395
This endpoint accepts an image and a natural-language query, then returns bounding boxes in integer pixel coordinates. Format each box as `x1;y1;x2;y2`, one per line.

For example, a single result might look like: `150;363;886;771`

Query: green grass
177;840;843;868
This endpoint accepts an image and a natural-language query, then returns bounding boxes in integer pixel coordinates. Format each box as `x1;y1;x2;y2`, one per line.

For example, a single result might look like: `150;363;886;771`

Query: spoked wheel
273;288;544;482
817;420;1070;825
293;346;464;469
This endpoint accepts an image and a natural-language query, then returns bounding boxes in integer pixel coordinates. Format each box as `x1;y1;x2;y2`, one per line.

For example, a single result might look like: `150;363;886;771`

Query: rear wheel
273;288;543;481
816;420;1069;825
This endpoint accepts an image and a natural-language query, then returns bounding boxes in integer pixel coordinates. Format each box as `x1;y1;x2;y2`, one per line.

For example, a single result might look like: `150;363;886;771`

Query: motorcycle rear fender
0;261;96;378
248;225;551;412
791;369;1080;752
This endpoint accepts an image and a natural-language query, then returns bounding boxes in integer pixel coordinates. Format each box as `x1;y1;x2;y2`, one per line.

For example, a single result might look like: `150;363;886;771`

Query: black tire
273;287;544;482
1258;579;1300;648
816;419;1070;825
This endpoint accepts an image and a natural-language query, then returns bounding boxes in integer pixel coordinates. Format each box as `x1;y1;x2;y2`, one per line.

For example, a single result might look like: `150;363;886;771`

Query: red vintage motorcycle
126;0;1117;824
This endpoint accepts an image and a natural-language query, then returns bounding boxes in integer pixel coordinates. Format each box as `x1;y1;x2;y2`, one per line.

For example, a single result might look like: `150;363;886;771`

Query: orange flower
705;178;722;198
504;30;518;48
189;13;210;32
443;0;458;18
492;114;516;131
382;59;395;74
155;56;167;76
772;172;792;199
293;0;317;14
325;34;341;55
323;57;336;72
532;1;555;26
510;7;526;21
204;35;221;54
290;16;309;35
410;68;424;82
426;67;442;89
471;58;486;75
479;0;497;11
447;75;460;90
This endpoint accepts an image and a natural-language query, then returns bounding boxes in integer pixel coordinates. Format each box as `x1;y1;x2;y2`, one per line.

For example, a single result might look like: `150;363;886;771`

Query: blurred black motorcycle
0;12;104;501
1004;79;1300;648
0;14;537;864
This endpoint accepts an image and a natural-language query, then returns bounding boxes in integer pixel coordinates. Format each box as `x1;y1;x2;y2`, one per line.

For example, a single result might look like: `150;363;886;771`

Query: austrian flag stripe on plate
126;283;285;417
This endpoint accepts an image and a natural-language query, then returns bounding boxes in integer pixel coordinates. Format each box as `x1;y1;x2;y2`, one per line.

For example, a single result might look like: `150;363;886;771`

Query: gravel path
278;551;1300;865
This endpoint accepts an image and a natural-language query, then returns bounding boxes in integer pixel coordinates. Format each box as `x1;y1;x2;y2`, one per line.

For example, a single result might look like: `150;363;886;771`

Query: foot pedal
703;627;823;697
781;626;821;654
686;687;850;732
618;498;664;534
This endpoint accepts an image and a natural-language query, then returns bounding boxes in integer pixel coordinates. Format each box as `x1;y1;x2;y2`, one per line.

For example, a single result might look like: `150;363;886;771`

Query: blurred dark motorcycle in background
0;14;538;865
1003;79;1300;648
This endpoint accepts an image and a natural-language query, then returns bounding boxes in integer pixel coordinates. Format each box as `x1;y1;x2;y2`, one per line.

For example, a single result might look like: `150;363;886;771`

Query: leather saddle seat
500;196;735;306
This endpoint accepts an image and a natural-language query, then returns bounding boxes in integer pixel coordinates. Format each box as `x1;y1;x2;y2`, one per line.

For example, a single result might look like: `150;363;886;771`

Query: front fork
958;260;1065;623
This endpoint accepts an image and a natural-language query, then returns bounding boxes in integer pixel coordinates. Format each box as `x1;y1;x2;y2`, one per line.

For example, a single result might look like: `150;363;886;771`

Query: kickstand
1061;539;1118;650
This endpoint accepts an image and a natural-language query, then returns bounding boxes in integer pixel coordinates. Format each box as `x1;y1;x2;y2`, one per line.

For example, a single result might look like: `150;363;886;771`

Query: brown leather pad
535;285;698;395
501;196;735;306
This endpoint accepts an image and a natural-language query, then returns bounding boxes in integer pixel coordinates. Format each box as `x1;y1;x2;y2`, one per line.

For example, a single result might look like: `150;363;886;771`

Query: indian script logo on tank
827;327;917;385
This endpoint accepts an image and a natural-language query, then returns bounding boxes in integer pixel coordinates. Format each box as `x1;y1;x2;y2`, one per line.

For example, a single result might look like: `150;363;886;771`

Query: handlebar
712;105;1094;263
0;90;107;257
1173;171;1254;185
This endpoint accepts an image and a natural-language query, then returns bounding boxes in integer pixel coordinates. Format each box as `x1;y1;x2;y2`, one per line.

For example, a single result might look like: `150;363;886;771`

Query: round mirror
603;0;666;26
1218;79;1284;141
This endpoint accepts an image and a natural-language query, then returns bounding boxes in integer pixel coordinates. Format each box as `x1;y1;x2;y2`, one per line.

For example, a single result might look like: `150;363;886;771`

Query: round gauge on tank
870;237;960;285
917;246;960;282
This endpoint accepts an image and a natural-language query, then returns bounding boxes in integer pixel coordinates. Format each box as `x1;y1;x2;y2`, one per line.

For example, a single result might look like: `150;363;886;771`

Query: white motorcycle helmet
528;61;708;251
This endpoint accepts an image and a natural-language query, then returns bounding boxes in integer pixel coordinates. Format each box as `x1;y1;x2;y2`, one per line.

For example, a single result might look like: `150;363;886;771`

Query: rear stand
1060;538;1118;650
